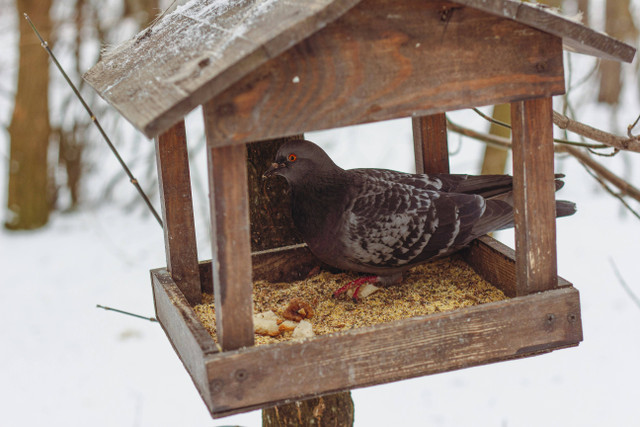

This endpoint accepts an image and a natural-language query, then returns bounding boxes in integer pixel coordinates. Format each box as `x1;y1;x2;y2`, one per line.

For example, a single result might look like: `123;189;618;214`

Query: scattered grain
193;256;508;346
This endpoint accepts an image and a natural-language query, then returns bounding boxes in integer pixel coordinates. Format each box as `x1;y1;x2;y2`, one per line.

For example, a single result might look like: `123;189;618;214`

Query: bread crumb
292;319;314;340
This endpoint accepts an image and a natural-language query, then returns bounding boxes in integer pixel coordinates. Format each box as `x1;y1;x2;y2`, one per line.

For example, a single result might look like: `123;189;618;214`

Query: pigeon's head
263;139;340;184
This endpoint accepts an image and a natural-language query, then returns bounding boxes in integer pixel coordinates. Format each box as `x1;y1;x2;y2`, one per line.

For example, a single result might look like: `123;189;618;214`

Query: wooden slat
454;0;635;63
205;0;565;145
83;0;361;138
204;101;254;350
412;113;449;174
511;97;558;295
156;120;201;305
198;245;319;286
151;269;218;411
204;286;582;416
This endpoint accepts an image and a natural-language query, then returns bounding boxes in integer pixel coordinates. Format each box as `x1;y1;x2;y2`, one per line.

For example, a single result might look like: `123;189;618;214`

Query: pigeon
263;139;576;300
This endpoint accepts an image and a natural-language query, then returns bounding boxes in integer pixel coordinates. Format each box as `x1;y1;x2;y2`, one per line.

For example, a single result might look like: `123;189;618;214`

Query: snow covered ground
3;104;640;426
2;5;640;425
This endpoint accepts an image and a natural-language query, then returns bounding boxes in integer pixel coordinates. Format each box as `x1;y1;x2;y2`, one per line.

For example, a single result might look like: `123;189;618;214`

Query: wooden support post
203;103;254;351
510;97;558;295
156;120;201;305
412;113;449;174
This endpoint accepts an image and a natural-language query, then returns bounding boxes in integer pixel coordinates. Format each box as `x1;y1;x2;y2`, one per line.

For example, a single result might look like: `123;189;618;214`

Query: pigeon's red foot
332;276;378;302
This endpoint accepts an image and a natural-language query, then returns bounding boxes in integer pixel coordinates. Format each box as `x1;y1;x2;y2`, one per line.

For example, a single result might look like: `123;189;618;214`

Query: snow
2;2;640;425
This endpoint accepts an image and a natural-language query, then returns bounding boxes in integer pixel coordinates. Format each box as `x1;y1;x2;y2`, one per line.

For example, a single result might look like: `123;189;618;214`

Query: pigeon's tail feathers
556;200;577;218
434;174;514;198
472;197;577;237
471;199;515;236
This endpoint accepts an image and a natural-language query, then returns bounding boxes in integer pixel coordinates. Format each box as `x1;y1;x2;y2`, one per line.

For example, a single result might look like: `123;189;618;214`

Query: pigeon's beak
262;162;286;179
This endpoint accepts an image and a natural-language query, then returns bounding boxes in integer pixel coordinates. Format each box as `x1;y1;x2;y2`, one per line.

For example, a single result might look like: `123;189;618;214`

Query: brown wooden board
413;113;449;174
511;97;558;295
151;269;219;407
84;0;634;140
156;120;201;305
454;0;636;63
204;106;255;351
151;236;582;418
204;0;565;146
83;0;361;138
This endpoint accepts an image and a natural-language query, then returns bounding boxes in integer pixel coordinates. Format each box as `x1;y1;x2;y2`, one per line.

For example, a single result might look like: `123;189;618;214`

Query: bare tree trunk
6;0;53;229
262;392;355;427
480;103;510;175
598;0;637;105
248;137;355;427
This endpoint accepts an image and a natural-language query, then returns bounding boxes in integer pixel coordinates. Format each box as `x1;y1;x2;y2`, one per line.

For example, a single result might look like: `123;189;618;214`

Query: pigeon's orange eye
288;153;297;162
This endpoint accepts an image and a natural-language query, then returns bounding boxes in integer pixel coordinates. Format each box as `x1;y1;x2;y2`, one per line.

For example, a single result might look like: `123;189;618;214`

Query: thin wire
24;13;163;228
96;305;158;322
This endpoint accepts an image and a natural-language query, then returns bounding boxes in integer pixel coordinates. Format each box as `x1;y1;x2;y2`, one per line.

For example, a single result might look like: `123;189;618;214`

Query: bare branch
447;118;640;205
553;110;640;153
556;145;640;203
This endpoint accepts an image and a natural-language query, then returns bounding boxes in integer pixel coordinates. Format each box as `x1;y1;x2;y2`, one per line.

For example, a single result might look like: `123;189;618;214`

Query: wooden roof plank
83;0;362;138
83;0;635;139
453;0;635;63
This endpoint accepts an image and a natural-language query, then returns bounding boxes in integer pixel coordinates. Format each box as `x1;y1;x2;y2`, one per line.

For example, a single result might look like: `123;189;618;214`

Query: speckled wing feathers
340;173;486;269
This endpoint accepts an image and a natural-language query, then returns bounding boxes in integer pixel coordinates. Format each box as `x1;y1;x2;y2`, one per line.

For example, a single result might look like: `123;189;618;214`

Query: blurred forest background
1;0;639;231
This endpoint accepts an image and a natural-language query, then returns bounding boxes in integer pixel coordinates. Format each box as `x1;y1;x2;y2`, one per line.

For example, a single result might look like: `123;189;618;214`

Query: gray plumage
264;139;575;288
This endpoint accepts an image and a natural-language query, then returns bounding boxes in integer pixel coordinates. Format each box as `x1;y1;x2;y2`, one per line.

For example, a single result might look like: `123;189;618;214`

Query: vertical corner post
203;102;254;351
412;113;449;174
510;97;558;295
155;120;201;305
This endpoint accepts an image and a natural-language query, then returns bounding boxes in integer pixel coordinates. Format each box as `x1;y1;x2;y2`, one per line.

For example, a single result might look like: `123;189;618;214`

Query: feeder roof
83;0;635;139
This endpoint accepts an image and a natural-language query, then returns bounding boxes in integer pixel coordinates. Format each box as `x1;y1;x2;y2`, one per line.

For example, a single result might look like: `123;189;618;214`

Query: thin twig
447;118;640;206
24;13;164;228
608;259;640;312
576;156;640;220
471;108;611;150
553;110;640;153
557;145;640;203
96;305;158;322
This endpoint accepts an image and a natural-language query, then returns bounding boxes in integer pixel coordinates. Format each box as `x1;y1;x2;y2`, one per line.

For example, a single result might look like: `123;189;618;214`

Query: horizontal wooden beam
204;0;565;145
204;286;582;416
151;236;581;418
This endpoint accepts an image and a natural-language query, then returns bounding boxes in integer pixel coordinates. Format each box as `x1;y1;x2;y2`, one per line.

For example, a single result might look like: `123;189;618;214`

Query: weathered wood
152;238;581;418
156;120;201;305
454;0;635;63
84;0;634;140
262;391;355;426
204;101;254;351
205;286;582;416
83;0;361;138
206;0;565;145
462;235;570;298
151;269;218;412
412;113;449;174
511;97;558;295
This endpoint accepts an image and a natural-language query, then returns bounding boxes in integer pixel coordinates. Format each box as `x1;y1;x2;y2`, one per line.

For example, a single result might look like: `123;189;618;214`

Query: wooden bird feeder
84;0;635;418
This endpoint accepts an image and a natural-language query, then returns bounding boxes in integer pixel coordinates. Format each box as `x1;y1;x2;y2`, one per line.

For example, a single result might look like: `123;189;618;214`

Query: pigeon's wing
340;177;487;269
351;168;444;190
352;168;515;198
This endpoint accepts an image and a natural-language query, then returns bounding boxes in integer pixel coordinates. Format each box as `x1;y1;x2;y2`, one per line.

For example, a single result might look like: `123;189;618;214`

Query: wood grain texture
511;97;558;295
204;101;254;350
152;239;579;417
413;114;449;174
156;120;201;305
83;0;361;138
454;0;635;63
204;287;582;417
205;0;565;145
151;269;219;411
